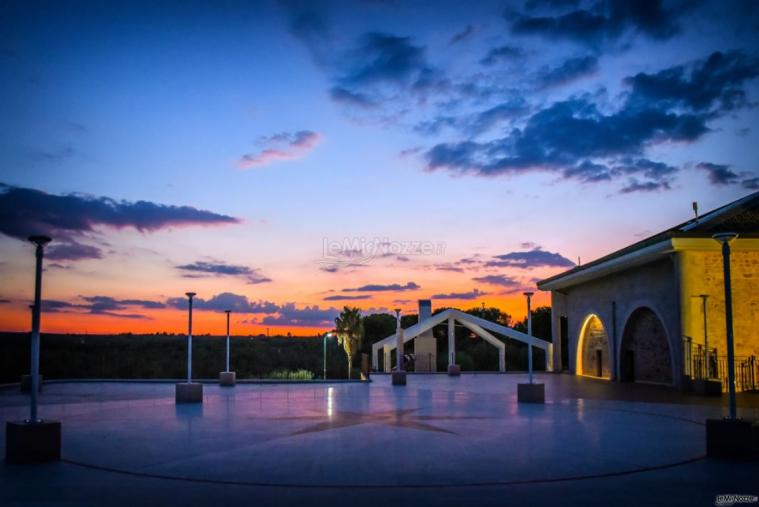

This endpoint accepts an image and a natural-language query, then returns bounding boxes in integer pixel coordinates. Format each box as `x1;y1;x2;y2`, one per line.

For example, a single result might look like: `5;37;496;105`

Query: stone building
537;191;759;390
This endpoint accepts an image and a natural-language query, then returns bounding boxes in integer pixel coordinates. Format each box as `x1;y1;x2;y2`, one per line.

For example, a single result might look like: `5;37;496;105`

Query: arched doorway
620;307;673;384
577;314;611;379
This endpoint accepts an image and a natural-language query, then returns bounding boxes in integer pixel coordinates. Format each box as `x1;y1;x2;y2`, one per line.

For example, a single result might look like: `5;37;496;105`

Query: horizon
1;0;757;336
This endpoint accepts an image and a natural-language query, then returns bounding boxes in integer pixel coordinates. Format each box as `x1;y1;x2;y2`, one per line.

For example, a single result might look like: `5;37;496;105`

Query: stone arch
577;314;611;379
619;307;673;384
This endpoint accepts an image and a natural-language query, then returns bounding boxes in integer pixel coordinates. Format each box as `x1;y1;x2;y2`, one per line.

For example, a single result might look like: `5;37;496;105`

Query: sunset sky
1;0;758;335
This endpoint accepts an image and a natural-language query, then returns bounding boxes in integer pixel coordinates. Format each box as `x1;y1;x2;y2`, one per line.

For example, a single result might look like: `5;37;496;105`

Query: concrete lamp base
517;383;545;403
219;371;236;387
447;364;461;376
5;420;61;464
175;382;203;403
20;375;42;393
392;371;407;386
694;379;723;396
706;418;759;459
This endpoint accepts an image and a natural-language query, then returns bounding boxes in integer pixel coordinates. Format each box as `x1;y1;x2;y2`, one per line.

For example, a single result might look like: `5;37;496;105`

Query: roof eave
537;239;674;292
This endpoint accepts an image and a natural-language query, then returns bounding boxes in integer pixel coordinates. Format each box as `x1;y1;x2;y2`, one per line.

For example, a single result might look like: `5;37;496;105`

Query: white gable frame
371;308;553;373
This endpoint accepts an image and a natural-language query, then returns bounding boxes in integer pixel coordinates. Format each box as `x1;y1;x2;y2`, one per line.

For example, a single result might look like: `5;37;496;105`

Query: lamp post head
224;309;231;314
185;292;196;299
523;291;534;298
394;308;402;318
28;235;52;248
712;232;738;244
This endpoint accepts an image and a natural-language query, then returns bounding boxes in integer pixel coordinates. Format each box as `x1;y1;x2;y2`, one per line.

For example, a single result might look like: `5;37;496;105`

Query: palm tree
335;306;364;379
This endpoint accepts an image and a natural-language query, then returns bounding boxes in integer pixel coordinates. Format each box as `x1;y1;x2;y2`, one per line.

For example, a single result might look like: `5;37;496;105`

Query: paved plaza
2;374;758;506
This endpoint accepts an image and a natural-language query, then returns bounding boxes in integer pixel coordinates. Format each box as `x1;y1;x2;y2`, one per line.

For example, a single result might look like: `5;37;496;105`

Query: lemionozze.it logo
715;494;758;507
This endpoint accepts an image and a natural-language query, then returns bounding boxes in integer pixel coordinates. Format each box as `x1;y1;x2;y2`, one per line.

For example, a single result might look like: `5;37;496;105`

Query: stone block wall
548;256;681;384
679;248;759;359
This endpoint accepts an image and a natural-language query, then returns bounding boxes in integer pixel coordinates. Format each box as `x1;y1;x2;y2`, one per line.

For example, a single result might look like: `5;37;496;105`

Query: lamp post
323;332;334;380
185;292;196;383
224;310;231;372
5;235;61;464
517;291;544;403
219;309;236;387
392;309;407;385
176;292;202;402
28;235;51;423
713;232;738;420
524;292;534;385
395;309;404;372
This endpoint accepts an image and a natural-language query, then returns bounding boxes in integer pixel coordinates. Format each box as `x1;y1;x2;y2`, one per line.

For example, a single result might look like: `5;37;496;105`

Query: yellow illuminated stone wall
679;243;759;359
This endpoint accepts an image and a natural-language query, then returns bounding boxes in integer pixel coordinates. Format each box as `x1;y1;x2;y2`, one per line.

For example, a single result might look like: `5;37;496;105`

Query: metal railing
682;337;758;392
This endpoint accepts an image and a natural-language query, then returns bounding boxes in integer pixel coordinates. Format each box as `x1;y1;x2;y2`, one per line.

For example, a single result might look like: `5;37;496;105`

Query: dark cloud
414;116;460;136
425;97;706;182
559;158;678;187
119;299;166;309
619;179;671;193
176;261;271;284
485;248;575;269
81;296;165;312
323;294;372;301
42;300;84;313
433;263;466;273
0;299;10;304
466;99;531;136
0;183;239;260
509;0;688;49
40;296;162;319
743;177;759;190
260;303;338;327
285;2;332;64
167;293;339;326
330;86;378;108
343;282;420;292
612;158;677;192
425;98;708;186
696;162;741;185
449;24;479;45
471;274;522;287
615;158;678;180
46;243;103;261
472;274;535;294
79;296;162;318
331;32;446;108
479;45;525;66
537;55;598;88
422;50;758;190
625;51;759;113
166;292;279;314
431;288;488;300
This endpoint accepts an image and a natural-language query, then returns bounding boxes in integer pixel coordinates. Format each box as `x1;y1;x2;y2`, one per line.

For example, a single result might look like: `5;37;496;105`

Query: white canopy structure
371;307;553;373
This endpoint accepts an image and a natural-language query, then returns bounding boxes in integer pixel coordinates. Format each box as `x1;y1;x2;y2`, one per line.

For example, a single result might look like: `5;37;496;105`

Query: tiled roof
537;191;759;289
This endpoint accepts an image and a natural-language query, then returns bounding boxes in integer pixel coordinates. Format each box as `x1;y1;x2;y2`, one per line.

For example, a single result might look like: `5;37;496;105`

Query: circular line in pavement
61;454;706;490
54;393;708;489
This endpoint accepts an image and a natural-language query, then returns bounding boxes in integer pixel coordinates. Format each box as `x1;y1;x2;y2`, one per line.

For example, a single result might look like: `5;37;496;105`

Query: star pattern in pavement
270;409;491;436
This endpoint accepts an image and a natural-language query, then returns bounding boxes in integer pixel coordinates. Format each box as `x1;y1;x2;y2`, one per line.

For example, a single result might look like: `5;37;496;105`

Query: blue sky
0;0;757;333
